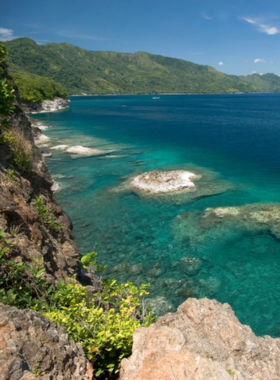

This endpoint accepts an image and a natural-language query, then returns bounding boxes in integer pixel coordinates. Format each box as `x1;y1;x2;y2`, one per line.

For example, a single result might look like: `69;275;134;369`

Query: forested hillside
12;72;68;103
4;37;280;95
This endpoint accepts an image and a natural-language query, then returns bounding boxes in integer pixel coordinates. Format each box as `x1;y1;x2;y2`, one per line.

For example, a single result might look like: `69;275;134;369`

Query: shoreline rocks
66;145;114;156
131;170;199;193
35;133;50;145
50;144;69;151
22;97;70;113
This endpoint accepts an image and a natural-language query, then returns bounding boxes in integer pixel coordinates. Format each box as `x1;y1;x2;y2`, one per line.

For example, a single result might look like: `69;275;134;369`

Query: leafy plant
1;131;31;171
81;251;107;272
0;230;50;310
35;195;64;231
227;369;237;379
5;169;16;182
9;224;23;237
31;359;41;377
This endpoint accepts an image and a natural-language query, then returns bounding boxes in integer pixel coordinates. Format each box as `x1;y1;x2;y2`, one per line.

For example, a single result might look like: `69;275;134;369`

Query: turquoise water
34;94;280;336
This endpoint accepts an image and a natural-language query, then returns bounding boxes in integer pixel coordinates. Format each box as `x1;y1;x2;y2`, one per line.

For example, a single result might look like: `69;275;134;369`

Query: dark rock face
120;298;280;380
0;303;93;380
0;100;80;283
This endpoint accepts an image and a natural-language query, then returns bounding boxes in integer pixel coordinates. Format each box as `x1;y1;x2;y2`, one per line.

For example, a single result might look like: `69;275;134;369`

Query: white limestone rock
50;144;69;151
35;133;49;145
66;145;112;156
30;98;70;113
131;170;199;193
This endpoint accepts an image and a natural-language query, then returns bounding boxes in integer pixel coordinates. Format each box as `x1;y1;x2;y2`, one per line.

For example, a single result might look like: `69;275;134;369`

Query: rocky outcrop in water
131;170;198;193
129;169;233;203
201;204;280;240
172;202;280;252
0;303;93;380
120;297;280;380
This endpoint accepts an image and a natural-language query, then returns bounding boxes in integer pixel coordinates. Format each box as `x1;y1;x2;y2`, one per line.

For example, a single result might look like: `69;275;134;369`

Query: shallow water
34;93;280;336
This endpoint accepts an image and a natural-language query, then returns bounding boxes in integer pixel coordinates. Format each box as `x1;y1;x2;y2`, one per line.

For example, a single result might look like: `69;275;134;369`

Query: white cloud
202;12;212;20
254;58;265;63
218;61;224;66
241;17;279;35
0;27;14;41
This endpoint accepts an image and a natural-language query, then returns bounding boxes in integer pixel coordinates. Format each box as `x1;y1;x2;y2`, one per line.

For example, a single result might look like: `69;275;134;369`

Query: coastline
32;93;280;338
69;91;280;97
31;100;280;380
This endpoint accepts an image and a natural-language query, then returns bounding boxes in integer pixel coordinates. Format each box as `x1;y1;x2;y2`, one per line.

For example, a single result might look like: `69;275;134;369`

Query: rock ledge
120;298;280;380
0;303;93;380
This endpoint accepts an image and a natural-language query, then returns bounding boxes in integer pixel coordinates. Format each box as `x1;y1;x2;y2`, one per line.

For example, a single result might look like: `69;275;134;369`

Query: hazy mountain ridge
4;37;280;95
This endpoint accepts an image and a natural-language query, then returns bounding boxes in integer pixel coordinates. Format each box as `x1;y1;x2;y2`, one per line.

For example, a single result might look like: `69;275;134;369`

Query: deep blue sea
34;93;280;337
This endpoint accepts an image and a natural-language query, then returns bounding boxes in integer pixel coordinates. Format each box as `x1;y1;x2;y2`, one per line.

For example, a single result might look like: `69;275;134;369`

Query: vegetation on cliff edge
12;72;68;104
0;233;155;379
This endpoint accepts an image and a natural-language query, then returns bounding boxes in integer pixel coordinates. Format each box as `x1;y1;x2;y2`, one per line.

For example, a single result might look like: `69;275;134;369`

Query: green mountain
3;37;280;95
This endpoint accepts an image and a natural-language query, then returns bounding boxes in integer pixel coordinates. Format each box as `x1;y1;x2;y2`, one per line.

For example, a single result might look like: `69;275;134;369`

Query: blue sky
1;0;280;76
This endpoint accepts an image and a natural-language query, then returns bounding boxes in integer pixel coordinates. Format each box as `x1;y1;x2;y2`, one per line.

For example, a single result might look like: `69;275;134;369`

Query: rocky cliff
120;298;280;380
0;303;93;380
0;75;96;378
0;99;80;284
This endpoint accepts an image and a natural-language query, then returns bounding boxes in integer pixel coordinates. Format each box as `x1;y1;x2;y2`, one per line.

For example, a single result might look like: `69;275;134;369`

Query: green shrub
5;169;16;182
45;277;154;378
0;243;155;379
0;230;50;309
35;195;64;231
1;130;31;171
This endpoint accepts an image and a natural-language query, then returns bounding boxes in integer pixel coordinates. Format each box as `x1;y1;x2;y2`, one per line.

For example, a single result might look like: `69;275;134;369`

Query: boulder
0;303;93;380
120;298;280;380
